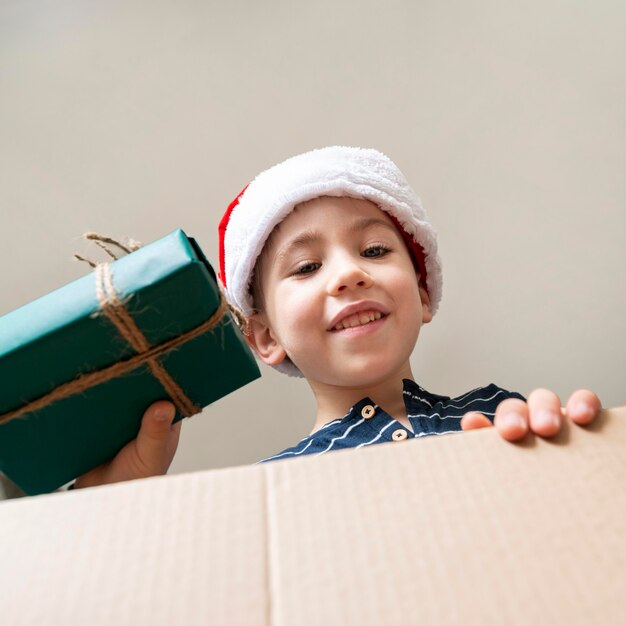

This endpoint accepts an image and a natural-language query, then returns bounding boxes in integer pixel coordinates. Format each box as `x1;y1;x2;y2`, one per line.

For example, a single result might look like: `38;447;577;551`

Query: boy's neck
308;361;415;435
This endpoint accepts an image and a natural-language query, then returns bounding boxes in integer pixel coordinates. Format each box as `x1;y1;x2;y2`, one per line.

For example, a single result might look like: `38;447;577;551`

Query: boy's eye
362;245;391;258
293;261;321;275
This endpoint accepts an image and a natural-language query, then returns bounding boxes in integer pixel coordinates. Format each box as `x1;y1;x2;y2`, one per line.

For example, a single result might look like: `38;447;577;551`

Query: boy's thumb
135;401;180;471
147;401;177;428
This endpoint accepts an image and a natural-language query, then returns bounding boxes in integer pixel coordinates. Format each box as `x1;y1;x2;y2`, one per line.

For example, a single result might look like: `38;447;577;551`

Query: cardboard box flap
0;467;269;626
0;408;624;625
265;407;626;625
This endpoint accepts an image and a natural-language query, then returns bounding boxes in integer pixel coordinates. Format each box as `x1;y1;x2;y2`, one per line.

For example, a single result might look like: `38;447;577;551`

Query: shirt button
361;405;375;419
392;429;408;441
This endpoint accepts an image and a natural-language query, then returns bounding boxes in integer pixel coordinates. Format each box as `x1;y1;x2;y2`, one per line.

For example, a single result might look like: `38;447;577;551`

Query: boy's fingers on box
460;412;493;430
493;399;529;441
526;388;562;437
565;389;602;425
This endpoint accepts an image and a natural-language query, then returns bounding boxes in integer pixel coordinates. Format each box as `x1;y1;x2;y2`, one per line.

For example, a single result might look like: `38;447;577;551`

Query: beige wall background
1;0;624;475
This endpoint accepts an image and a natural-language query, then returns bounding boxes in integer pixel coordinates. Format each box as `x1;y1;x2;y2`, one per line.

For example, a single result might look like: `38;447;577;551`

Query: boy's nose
327;263;374;296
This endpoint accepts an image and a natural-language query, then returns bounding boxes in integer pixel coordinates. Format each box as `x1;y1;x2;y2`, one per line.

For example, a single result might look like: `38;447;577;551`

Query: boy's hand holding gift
461;388;601;440
74;401;180;489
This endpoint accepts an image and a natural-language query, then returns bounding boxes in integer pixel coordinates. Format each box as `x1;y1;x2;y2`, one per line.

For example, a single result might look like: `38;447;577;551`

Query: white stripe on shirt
258;438;316;462
442;388;507;409
403;386;506;411
355;420;397;448
403;390;434;407
450;386;485;402
318;418;366;455
408;411;494;419
413;429;461;438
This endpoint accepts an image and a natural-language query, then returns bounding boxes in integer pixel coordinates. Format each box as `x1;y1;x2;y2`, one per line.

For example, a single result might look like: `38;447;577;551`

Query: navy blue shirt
258;379;526;463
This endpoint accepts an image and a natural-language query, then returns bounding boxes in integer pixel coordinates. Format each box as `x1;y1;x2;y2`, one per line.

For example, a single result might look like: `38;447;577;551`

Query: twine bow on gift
0;232;245;426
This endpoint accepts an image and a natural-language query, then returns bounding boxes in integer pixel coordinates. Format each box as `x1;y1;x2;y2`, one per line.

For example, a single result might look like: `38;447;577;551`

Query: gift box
0;229;261;495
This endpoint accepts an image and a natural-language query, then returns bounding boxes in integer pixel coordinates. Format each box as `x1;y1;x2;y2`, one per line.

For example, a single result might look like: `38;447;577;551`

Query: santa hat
218;146;443;377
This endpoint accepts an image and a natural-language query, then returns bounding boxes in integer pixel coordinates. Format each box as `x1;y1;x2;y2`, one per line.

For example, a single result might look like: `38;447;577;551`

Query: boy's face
247;196;432;388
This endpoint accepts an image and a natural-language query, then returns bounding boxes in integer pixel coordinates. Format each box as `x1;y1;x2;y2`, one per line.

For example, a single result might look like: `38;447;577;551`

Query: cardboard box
0;407;624;625
0;230;260;495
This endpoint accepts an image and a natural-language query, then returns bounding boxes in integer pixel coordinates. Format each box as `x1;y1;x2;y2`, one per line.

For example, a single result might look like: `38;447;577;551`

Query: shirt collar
324;378;450;431
401;378;450;409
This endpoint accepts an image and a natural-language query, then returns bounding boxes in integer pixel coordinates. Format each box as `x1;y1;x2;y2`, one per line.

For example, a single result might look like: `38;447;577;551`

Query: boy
72;146;601;489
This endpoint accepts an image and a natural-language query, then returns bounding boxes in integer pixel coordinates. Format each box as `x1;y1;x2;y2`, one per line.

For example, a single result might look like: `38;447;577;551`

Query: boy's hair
218;146;443;377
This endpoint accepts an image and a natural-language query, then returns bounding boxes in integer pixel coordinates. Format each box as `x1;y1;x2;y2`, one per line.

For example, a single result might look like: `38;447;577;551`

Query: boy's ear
418;277;433;324
245;313;288;366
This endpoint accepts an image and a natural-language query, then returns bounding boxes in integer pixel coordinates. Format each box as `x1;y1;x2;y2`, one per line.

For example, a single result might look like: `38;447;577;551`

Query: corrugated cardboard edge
0;466;269;626
0;407;624;626
264;406;626;625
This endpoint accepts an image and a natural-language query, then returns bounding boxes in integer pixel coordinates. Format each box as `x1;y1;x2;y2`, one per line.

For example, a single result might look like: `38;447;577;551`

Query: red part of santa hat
218;183;248;288
217;146;443;375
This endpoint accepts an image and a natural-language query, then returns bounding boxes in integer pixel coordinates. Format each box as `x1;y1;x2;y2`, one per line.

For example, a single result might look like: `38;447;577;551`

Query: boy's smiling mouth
327;301;390;332
331;310;384;331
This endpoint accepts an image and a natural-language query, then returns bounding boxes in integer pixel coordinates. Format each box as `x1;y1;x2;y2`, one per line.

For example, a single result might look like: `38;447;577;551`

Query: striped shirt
258;379;526;463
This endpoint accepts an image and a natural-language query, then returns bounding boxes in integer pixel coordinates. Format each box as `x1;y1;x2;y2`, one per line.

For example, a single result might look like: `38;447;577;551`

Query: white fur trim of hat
218;145;443;377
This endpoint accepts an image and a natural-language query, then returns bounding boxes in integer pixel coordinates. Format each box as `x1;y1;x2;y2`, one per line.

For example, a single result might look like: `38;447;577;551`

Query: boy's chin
306;360;408;389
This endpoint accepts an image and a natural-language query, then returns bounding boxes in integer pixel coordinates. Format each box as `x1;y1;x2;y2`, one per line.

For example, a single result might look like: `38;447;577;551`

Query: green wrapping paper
0;229;261;495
